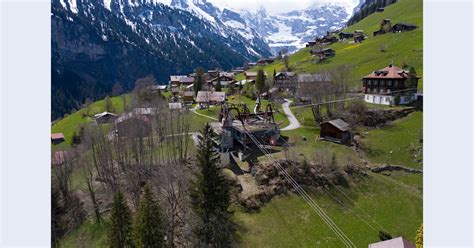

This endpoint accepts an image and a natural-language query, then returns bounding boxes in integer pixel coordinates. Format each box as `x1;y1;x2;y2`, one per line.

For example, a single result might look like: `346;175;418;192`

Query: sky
207;0;360;15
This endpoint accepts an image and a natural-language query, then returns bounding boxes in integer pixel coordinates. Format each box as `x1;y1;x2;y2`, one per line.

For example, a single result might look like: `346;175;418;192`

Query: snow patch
68;0;78;13
103;0;112;11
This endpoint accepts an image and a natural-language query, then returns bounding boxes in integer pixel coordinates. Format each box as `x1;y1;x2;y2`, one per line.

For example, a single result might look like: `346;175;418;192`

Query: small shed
368;237;415;248
319;119;352;144
94;111;118;124
51;133;65;145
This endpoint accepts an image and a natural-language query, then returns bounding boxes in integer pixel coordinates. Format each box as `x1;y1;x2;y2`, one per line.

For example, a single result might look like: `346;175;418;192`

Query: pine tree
194;68;204;95
255;69;266;95
109;191;135;248
192;124;234;247
134;185;165;248
105;95;115;113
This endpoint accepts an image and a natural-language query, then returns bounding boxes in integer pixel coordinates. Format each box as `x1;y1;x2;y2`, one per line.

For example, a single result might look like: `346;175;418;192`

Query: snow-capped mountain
240;4;351;53
51;0;272;119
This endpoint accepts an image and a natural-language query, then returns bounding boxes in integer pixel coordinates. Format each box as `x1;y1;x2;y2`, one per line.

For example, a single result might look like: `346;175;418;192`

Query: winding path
281;99;301;131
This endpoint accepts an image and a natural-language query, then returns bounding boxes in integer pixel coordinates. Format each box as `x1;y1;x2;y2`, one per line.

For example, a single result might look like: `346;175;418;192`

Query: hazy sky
207;0;359;15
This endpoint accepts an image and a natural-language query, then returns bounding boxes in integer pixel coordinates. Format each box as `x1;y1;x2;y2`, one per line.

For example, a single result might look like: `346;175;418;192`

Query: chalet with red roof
362;64;419;105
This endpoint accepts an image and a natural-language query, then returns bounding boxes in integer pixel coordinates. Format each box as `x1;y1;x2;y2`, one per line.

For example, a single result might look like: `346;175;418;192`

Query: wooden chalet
51;133;65;145
338;32;353;40
354;30;365;43
207;72;235;87
320;119;352;145
368;237;415;248
179;76;195;86
244;71;267;82
181;91;194;103
376;7;385;12
94;111;118;124
169;75;186;87
391;23;417;33
274;72;297;92
362;64;419;105
310;48;336;58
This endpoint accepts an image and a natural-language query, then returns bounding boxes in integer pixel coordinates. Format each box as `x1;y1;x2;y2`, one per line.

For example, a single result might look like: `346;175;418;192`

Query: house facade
274;72;297;92
362;64;419;105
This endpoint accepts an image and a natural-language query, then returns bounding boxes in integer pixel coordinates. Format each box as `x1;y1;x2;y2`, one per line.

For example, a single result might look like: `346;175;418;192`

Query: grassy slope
235;175;422;247
360;111;423;169
250;0;423;90
51;94;132;149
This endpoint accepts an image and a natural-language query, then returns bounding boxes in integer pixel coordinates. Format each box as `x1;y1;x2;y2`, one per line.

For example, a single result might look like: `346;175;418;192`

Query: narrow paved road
190;105;218;121
281;99;301;131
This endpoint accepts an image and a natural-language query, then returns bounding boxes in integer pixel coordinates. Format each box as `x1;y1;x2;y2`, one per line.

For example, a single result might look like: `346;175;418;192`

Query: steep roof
179;76;195;84
51;133;65;140
321;119;350;132
170;75;186;82
275;72;296;77
195;91;226;103
363;65;410;79
368;237;416;248
94;111;117;119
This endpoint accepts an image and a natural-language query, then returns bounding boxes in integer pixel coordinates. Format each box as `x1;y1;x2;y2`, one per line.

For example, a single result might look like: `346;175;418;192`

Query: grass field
51;94;132;149
235;173;422;247
247;0;423;90
360;111;423;169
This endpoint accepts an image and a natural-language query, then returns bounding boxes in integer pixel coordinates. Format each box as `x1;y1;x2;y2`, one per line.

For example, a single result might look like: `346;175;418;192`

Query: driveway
281;99;301;131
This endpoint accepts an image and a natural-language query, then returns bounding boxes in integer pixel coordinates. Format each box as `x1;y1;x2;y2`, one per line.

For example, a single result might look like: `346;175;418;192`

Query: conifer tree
194;68;204;96
134;185;165;248
105;95;115;113
255;69;266;95
192;124;234;247
108;191;134;248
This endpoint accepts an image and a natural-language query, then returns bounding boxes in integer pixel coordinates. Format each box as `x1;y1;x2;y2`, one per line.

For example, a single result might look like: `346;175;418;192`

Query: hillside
241;0;423;90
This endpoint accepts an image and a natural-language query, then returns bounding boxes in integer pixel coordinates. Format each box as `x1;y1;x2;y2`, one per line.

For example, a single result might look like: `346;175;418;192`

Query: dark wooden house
94;111;118;124
354;30;365;43
274;72;297;92
376;7;385;12
51;133;65;145
391;23;417;33
310;48;336;58
320;119;352;144
338;32;353;40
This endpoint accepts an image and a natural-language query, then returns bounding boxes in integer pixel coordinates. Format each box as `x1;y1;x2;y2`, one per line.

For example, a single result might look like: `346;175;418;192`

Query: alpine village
51;0;423;247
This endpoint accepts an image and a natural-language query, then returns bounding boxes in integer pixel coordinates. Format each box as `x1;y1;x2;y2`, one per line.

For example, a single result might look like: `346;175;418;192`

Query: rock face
51;0;272;119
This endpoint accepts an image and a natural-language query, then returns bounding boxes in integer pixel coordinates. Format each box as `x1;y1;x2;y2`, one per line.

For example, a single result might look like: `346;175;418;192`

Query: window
387;80;392;86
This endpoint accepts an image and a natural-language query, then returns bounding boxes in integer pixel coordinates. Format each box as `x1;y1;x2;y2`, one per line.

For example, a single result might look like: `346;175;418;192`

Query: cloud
207;0;359;14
